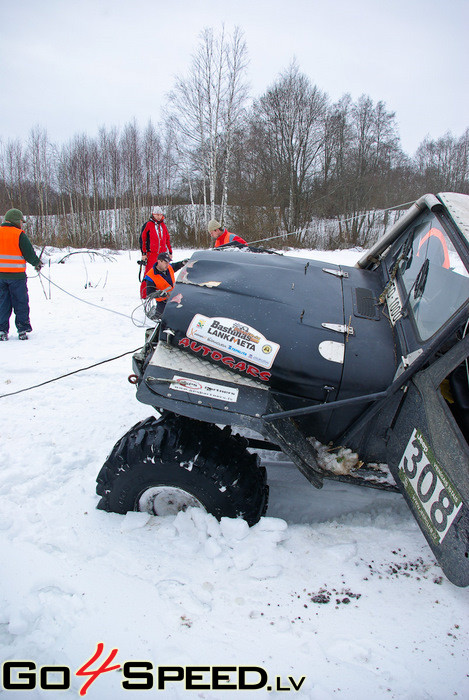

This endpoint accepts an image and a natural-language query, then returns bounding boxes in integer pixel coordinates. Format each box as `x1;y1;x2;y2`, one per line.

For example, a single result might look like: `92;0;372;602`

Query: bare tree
28;126;54;241
142;120;163;203
415;129;469;193
254;62;328;231
121;120;143;247
324;94;402;245
169;26;249;226
0;138;30;212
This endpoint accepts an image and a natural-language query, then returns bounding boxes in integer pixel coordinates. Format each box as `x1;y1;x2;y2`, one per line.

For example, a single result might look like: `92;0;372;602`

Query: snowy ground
0;247;467;699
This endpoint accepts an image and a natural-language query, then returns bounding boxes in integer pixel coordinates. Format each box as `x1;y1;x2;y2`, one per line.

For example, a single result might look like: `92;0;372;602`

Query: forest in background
1;28;468;251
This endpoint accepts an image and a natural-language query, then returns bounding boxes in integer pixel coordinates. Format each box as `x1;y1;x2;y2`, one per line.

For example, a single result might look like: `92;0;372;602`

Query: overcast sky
1;0;468;156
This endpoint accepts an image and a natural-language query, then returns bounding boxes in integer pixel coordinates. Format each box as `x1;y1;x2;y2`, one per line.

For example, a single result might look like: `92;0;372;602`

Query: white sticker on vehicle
186;314;280;369
397;428;462;544
385;279;403;325
169;375;239;403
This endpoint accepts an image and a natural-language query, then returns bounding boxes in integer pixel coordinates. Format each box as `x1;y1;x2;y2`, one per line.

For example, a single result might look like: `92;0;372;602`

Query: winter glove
35;261;44;272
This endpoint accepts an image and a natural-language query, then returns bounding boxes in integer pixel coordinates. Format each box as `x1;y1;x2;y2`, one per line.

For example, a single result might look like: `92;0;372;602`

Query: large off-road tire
96;413;269;525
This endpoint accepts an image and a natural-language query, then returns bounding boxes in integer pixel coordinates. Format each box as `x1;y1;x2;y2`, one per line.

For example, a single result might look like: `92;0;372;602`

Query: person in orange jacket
208;219;247;248
143;252;188;319
0;208;43;341
139;206;173;298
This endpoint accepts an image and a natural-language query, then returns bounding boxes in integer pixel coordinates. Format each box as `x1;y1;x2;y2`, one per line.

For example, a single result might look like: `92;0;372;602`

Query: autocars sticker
178;338;271;382
186;314;280;369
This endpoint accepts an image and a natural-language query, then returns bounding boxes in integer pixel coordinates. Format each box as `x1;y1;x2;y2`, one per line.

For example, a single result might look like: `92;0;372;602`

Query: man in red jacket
139;206;173;298
208;219;247;248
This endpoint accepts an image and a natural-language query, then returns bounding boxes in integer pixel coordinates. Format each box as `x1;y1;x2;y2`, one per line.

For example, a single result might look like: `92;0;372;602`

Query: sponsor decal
397;428;463;544
178;338;271;382
169;375;239;403
186;314;280;369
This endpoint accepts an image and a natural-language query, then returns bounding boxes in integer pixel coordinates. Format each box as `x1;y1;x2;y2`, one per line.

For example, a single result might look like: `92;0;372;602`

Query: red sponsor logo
178;338;271;382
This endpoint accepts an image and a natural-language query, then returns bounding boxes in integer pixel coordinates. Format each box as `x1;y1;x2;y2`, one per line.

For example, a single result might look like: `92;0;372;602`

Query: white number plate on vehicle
398;428;462;544
385;279;403;325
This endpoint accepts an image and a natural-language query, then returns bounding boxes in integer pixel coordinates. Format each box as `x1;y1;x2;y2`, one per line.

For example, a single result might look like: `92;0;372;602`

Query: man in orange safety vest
0;208;43;341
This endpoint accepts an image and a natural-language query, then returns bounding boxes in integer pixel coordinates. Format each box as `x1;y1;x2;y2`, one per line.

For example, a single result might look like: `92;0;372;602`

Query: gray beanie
208;219;221;233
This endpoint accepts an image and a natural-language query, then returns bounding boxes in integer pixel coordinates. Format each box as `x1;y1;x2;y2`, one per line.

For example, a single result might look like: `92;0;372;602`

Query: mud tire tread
96;413;268;525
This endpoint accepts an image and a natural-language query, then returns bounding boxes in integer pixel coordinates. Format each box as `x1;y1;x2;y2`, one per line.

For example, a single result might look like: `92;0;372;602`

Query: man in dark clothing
143;252;188;319
0;209;42;341
139;206;173;298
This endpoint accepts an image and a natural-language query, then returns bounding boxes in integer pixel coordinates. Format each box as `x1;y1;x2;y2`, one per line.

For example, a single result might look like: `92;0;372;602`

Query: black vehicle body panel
128;192;469;586
162;252;346;402
137;252;397;444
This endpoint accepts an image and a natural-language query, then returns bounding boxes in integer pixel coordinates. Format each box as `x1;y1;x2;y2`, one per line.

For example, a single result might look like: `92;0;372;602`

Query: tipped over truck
97;193;469;587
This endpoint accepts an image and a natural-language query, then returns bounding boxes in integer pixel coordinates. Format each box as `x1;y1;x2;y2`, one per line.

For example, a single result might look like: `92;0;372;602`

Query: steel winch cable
0;346;142;399
38;272;133;320
0;271;147;400
36;271;150;328
249;199;416;246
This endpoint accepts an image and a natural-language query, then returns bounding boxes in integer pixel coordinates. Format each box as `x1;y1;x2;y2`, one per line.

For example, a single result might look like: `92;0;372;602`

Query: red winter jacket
139;216;172;258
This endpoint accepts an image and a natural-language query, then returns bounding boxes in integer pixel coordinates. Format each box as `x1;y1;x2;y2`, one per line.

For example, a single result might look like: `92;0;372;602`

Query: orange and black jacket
144;260;186;300
0;223;41;280
214;229;247;248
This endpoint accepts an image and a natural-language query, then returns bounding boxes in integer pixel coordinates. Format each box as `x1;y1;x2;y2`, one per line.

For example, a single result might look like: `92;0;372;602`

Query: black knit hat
158;252;171;262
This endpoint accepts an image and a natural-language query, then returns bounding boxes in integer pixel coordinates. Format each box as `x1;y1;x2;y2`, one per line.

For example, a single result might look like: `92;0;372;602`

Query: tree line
1;27;468;251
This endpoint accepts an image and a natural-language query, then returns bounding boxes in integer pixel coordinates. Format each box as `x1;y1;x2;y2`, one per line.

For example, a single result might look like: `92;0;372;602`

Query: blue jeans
0;278;32;334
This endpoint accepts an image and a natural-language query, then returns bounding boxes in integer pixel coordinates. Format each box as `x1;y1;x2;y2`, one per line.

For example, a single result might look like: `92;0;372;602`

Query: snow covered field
1;247;468;699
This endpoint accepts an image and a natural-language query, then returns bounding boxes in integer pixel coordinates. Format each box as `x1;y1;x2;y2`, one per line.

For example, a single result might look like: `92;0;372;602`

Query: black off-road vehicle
97;193;469;587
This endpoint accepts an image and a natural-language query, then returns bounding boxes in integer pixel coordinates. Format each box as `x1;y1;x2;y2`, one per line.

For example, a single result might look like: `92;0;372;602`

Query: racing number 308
398;429;462;544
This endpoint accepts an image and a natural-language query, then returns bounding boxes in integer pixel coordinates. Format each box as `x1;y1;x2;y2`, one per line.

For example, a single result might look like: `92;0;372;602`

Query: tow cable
0;347;142;399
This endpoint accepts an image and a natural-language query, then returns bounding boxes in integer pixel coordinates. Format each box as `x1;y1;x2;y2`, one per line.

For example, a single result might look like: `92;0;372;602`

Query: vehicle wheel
96;413;269;525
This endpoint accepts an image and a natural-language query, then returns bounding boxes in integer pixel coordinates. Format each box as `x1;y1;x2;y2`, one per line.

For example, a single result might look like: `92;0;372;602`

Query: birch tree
169;26;249;225
121;120;143;247
28;126;54;241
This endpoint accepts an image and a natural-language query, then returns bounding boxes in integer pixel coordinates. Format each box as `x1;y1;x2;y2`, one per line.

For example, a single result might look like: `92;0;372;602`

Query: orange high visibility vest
0;226;26;273
214;230;246;247
145;265;176;301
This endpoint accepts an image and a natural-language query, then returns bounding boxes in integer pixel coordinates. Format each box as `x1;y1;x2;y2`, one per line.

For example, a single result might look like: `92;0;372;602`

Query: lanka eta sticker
186;314;280;369
397;428;463;544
